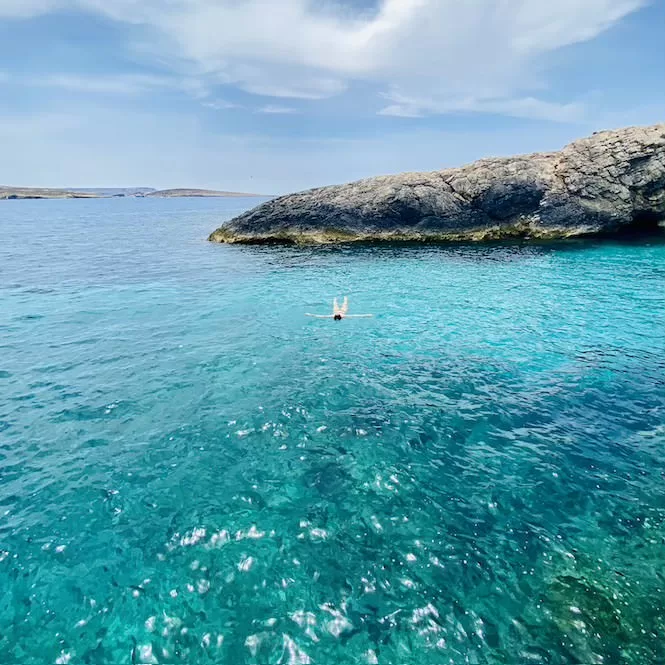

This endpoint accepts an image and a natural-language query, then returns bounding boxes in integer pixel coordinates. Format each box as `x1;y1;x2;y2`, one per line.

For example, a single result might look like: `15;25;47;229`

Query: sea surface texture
1;198;665;665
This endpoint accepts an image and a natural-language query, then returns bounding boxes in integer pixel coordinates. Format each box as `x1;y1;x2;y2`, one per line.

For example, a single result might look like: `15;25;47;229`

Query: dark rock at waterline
209;124;665;244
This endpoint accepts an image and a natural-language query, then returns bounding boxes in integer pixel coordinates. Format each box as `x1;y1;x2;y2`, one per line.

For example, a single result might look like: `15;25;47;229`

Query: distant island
0;186;99;200
146;188;260;198
209;123;665;245
0;186;262;200
69;187;157;197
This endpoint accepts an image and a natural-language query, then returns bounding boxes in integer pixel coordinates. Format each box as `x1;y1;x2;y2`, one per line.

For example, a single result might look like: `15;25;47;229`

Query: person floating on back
306;296;373;320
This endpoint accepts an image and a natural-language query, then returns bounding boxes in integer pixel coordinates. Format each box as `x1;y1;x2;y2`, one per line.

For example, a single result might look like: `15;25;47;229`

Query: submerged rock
209;124;665;244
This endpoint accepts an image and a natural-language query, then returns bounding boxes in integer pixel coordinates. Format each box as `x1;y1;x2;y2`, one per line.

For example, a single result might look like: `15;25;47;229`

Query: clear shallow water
1;198;665;665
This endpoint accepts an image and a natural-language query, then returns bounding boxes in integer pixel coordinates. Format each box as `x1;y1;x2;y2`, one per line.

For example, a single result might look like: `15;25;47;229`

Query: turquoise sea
1;197;665;665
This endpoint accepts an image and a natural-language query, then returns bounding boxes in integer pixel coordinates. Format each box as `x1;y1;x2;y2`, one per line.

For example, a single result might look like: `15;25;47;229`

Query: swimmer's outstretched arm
305;313;334;318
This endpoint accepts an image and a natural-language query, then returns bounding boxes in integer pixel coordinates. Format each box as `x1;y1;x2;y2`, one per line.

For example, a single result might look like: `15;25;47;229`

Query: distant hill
0;186;99;200
68;187;157;197
1;186;262;200
146;188;262;198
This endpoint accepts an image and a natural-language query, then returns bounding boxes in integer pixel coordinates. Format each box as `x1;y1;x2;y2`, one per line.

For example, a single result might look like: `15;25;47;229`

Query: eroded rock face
209;124;665;244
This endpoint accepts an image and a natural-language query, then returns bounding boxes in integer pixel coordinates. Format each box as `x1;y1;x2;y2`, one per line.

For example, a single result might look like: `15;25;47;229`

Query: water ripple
0;199;664;663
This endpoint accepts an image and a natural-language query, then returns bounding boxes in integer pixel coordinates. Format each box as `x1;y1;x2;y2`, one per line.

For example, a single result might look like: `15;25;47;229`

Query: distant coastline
145;188;261;198
0;186;264;200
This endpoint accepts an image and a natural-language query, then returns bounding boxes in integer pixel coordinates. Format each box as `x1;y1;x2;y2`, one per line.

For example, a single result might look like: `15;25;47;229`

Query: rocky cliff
209;124;665;244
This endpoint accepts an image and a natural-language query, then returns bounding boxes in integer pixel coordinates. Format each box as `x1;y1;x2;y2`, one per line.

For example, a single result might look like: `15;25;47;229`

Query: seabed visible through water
1;197;665;664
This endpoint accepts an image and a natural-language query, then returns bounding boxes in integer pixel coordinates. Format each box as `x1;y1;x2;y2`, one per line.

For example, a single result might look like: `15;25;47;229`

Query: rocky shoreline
209;124;665;245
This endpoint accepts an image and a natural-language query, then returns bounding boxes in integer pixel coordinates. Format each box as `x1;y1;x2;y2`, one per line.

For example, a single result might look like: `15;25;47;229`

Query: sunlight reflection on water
1;198;665;664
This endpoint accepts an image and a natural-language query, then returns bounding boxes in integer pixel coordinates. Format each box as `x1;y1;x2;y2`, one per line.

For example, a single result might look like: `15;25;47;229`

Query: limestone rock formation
209;124;665;244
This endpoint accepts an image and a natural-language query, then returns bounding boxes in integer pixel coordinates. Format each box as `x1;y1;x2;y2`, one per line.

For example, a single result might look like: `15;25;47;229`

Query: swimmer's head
333;314;342;321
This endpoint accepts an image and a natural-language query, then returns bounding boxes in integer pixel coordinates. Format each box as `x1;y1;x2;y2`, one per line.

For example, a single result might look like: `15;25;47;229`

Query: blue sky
0;0;662;193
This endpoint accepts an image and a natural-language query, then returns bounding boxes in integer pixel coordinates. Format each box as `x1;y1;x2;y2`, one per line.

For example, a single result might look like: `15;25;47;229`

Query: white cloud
0;0;62;17
237;76;346;100
258;105;299;115
379;90;585;123
203;100;241;111
0;0;648;120
4;71;216;99
37;73;175;95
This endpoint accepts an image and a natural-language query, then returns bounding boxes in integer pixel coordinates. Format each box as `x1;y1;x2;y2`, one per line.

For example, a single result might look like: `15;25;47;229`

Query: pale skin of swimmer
306;297;373;320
